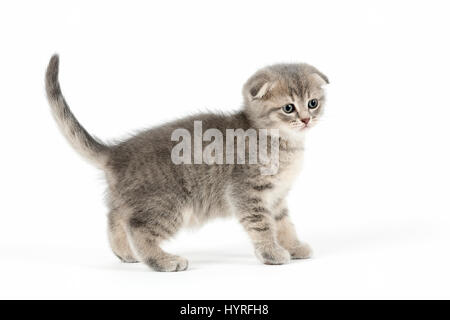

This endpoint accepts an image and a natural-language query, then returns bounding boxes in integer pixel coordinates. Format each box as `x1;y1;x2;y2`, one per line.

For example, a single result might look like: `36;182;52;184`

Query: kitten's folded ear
244;74;274;100
250;81;273;99
317;71;329;84
310;71;330;86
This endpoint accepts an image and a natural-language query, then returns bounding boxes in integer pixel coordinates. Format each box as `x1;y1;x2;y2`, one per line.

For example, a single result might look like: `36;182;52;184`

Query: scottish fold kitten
45;55;328;272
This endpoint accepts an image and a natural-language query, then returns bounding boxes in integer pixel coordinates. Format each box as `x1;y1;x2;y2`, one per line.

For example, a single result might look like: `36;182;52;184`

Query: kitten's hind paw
289;242;312;259
255;243;291;265
114;253;139;263
146;255;189;272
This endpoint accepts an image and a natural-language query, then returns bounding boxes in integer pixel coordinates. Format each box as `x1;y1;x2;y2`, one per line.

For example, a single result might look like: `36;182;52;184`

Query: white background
0;0;449;299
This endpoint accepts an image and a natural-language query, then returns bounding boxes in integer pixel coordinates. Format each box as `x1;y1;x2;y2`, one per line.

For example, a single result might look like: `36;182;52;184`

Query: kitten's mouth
292;125;308;131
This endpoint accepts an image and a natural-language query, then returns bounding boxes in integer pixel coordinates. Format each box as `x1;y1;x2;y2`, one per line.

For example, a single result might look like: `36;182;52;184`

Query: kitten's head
243;63;329;140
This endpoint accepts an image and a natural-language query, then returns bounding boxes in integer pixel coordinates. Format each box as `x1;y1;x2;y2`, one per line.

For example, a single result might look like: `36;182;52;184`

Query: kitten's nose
301;117;311;125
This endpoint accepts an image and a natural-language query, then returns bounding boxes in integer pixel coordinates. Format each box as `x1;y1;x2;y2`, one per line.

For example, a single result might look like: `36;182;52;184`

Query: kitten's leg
108;210;138;263
274;206;312;259
237;197;290;265
125;209;188;272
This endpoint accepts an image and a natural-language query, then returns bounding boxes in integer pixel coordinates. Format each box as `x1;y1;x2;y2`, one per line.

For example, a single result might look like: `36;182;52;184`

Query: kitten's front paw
255;243;291;265
289;242;312;259
147;255;189;272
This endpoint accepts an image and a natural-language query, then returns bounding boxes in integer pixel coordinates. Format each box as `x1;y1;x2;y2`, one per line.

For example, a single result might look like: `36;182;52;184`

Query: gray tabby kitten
45;55;328;272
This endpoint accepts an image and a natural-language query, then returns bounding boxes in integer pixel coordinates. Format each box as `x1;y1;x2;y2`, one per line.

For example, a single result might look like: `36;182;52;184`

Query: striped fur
45;55;327;271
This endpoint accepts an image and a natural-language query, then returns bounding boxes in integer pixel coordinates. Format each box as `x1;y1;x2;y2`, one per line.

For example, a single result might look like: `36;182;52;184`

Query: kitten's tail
45;54;110;168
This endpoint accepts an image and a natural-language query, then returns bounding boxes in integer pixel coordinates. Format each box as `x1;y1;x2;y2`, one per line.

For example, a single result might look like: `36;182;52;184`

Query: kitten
45;55;328;272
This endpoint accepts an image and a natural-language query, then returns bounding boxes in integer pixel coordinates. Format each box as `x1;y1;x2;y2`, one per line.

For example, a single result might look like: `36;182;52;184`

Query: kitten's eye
308;99;319;109
282;104;295;114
